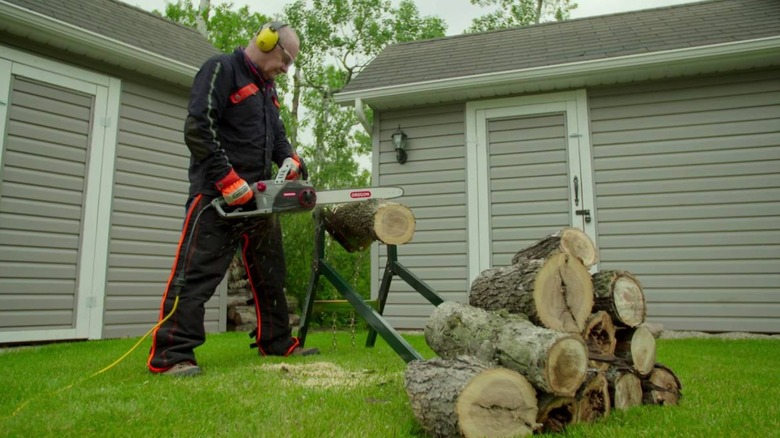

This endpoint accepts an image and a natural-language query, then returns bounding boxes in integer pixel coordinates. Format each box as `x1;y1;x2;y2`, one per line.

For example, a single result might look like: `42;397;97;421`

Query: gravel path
659;330;779;340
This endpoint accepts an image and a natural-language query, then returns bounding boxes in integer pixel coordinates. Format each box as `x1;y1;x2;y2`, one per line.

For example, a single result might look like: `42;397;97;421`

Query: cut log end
613;275;646;327
372;203;416;245
559;227;599;267
575;372;610;424
615;325;656;377
630;326;657;376
547;336;589;397
592;270;646;328
534;253;594;333
512;227;598;268
537;396;576;434
643;365;682;406
612;372;643;410
583;311;617;370
457;368;540;438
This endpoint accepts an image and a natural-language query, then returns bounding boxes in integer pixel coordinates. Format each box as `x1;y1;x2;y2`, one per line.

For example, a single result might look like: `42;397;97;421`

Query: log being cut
405;356;540;438
470;253;594;333
425;301;588;396
322;199;415;252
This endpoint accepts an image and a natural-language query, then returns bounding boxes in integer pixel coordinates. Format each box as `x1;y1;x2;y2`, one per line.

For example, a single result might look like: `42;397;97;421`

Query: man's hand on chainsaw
215;169;253;206
282;155;308;181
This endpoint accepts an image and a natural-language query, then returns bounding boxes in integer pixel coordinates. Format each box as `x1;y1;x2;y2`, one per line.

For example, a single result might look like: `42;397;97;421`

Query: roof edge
334;36;780;105
0;0;198;86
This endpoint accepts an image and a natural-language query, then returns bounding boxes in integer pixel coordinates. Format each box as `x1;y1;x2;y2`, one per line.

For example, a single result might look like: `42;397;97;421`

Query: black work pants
147;194;296;372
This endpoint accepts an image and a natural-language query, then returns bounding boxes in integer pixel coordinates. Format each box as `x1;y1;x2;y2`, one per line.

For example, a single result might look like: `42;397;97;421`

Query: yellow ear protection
256;21;288;52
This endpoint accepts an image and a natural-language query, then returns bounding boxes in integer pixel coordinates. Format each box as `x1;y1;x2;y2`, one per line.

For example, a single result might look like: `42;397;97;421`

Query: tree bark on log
405;356;539;438
470;253;594;333
615;326;656;376
605;366;643;410
536;394;576;434
511;227;598;268
642;364;683;406
574;370;610;424
322;199;415;252
592;270;646;328
583;311;617;371
425;302;588;396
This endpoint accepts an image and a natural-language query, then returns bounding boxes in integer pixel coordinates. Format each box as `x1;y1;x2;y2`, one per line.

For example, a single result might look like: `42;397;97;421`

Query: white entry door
466;91;596;281
0;48;119;343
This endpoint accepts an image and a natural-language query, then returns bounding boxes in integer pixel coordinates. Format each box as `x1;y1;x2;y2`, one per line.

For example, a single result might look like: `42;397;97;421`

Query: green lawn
0;331;777;437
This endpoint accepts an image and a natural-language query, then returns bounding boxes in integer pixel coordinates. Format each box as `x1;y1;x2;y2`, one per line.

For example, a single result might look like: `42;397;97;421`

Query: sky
124;0;702;35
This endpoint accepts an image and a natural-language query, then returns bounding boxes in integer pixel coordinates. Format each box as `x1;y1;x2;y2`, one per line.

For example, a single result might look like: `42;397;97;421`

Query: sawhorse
297;208;443;363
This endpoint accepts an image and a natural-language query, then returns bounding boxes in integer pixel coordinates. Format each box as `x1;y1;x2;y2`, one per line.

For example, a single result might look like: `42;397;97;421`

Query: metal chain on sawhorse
330;311;338;352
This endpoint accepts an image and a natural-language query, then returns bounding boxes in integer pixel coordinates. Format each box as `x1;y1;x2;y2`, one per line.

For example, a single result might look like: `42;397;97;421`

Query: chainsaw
211;160;403;219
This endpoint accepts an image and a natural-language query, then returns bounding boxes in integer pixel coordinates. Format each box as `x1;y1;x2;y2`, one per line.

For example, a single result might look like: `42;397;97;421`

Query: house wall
0;43;223;342
374;67;779;333
589;68;780;333
374;104;469;329
102;82;223;338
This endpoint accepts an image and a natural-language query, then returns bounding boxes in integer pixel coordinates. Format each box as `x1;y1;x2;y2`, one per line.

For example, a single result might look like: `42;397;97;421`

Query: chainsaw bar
212;181;403;219
315;187;403;206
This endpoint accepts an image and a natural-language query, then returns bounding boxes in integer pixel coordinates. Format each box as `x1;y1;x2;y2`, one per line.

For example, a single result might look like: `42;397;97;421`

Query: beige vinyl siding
590;68;780;333
488;113;571;266
103;82;220;338
376;104;467;329
0;77;91;331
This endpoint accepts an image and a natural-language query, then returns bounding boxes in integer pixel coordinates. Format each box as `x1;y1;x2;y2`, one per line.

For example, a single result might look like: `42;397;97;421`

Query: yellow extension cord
5;295;180;419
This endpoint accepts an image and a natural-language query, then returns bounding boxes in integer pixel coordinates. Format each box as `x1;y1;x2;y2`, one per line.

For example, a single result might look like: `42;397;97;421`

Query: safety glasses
277;41;295;67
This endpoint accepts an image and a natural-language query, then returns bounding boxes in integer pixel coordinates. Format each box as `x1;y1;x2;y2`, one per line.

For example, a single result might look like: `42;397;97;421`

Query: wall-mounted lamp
391;125;408;164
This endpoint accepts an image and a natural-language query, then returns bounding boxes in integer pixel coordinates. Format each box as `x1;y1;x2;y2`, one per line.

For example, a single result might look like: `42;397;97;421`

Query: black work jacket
184;48;294;198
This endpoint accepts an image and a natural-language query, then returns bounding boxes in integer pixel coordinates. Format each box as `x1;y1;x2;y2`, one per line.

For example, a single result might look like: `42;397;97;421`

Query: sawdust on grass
257;362;399;389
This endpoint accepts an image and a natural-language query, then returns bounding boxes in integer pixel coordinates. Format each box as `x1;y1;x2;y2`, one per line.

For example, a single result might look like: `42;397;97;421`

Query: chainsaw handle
274;161;294;184
210;196;270;219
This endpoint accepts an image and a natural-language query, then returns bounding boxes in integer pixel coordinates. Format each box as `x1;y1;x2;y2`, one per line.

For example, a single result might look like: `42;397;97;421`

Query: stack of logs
405;227;682;438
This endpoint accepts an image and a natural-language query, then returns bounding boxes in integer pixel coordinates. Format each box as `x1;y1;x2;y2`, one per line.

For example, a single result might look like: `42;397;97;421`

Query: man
147;22;319;377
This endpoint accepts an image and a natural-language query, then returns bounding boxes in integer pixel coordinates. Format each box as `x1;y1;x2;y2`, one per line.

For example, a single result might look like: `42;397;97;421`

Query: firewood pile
404;227;682;438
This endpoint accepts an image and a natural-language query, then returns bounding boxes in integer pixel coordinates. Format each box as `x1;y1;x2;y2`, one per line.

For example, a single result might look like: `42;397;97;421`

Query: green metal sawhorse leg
297;209;443;363
365;244;443;348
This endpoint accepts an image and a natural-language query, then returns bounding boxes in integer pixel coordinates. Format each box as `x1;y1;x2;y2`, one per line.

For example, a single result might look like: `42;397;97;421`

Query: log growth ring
534;253;593;333
373;204;415;245
547;337;588;397
457;368;538;437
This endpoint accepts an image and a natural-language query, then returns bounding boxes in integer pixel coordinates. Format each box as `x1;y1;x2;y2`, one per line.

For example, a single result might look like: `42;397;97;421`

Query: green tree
280;0;446;313
158;1;269;52
467;0;577;32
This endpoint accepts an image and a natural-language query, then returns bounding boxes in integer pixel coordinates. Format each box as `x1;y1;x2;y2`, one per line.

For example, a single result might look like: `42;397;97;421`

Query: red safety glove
283;154;308;181
215;169;253;206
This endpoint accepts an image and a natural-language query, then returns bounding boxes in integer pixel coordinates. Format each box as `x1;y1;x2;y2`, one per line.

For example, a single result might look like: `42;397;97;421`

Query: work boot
161;361;201;376
289;346;320;356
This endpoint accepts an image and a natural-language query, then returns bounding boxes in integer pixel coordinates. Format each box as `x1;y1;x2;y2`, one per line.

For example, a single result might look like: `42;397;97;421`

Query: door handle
573;176;579;206
576;209;592;223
